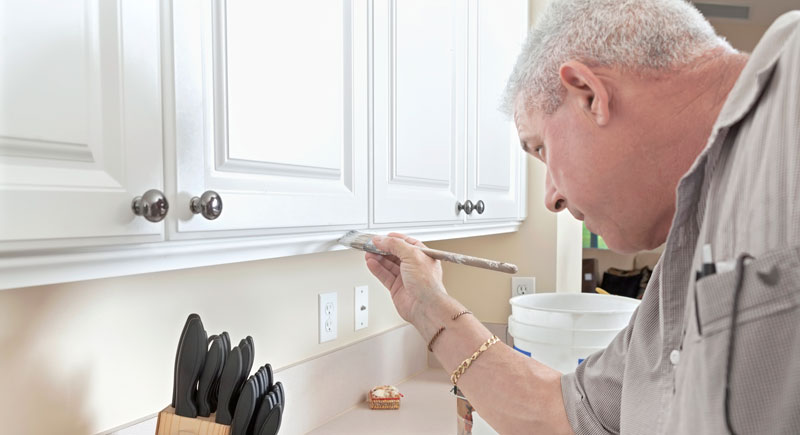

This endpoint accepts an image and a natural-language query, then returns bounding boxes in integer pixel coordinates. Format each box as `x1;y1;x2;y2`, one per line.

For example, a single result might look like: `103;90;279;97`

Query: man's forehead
513;104;543;141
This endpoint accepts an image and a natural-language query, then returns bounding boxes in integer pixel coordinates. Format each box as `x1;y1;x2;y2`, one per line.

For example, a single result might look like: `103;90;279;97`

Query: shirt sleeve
560;307;637;435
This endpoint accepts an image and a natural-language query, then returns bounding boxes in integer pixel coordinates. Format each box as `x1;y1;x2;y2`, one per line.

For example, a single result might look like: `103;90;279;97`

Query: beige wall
710;18;771;53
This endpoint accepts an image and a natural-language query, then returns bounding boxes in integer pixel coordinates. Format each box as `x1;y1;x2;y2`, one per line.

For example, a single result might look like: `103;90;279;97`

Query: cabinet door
0;0;163;251
466;0;527;221
373;0;467;225
168;0;368;237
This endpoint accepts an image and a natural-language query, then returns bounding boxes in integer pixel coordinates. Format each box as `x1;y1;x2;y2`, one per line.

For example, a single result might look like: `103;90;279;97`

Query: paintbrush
338;230;518;274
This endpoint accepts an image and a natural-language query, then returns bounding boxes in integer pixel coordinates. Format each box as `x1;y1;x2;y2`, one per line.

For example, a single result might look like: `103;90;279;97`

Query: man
365;0;800;433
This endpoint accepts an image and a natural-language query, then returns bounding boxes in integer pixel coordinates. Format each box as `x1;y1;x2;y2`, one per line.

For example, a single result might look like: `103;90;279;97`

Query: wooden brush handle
418;247;518;274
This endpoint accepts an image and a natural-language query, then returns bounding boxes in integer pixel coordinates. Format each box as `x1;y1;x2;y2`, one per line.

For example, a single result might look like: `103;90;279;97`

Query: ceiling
692;0;799;25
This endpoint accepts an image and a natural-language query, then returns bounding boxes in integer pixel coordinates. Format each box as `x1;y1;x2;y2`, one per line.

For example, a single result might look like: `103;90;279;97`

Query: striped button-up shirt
561;11;800;434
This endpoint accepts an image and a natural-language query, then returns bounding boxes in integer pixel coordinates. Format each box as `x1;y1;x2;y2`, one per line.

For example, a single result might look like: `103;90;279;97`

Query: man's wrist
412;290;463;340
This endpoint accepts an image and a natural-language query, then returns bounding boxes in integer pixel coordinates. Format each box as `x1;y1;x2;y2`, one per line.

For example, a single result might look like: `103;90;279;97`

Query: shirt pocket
686;246;800;433
695;245;800;337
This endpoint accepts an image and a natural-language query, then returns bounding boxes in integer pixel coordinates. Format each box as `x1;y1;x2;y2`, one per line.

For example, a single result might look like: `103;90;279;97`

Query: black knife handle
231;377;258;435
216;346;243;425
239;339;253;379
257;403;283;435
197;336;223;417
209;331;231;412
245;336;255;374
231;342;251;411
175;317;207;418
253;393;275;435
265;364;274;391
172;314;200;408
275;381;285;409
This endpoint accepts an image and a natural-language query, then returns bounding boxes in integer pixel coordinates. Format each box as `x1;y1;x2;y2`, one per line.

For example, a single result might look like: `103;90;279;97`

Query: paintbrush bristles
338;230;390;255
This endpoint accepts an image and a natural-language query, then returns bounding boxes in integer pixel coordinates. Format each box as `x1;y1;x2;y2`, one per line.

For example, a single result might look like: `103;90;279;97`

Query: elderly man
365;0;800;433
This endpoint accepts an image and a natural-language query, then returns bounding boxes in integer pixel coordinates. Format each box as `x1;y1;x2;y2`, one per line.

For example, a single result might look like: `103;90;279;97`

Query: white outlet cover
511;277;536;297
355;285;368;330
319;291;338;343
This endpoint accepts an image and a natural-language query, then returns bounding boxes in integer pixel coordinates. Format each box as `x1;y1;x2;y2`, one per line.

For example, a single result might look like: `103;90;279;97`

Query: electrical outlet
511;277;535;297
354;285;368;330
319;291;338;343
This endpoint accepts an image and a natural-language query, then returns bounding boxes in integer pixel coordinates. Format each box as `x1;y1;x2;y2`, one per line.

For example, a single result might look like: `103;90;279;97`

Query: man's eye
533;145;544;158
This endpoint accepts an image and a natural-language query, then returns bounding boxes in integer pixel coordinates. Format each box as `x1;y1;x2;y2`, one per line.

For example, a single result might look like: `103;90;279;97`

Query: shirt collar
713;11;800;131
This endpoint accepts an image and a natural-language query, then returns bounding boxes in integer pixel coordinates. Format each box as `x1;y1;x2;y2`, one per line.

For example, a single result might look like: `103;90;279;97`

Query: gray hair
502;0;734;115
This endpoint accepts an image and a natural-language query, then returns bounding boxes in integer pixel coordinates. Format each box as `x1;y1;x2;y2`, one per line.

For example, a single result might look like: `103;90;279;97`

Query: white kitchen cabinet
0;0;164;251
166;0;368;238
0;0;528;290
466;0;528;222
373;0;528;226
372;0;467;225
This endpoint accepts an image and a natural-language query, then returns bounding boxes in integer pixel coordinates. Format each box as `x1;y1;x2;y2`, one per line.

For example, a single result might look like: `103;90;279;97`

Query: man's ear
559;61;610;126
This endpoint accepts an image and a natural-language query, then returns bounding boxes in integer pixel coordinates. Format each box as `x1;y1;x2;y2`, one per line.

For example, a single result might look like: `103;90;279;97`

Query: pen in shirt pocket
697;244;717;280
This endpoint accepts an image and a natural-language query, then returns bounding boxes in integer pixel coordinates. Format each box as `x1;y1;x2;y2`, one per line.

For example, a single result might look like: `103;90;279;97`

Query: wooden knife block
155;406;231;435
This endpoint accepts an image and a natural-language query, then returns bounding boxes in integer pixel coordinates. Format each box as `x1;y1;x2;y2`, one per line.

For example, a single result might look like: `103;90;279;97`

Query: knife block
155;406;231;435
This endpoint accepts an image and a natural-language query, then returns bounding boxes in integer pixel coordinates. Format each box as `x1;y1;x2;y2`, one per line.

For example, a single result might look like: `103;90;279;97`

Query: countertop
308;368;456;434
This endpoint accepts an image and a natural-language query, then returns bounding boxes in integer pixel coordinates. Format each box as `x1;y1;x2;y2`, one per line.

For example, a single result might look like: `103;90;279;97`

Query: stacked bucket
508;293;639;373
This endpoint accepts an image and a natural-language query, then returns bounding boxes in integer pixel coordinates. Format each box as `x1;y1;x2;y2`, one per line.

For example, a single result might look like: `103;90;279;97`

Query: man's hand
364;232;446;324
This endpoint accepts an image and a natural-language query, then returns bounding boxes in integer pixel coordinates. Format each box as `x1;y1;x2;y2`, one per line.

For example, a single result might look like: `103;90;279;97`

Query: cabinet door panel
0;0;163;251
466;0;527;221
169;0;368;236
373;0;467;224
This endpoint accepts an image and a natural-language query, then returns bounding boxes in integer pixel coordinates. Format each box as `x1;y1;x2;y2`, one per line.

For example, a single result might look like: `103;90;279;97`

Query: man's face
514;96;667;253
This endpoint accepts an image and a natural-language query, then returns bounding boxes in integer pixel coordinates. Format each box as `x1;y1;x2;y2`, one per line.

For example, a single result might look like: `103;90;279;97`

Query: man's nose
544;172;567;213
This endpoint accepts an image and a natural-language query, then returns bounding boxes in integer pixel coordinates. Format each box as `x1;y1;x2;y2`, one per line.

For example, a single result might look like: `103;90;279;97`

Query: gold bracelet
451;310;472;321
450;335;500;385
427;326;446;352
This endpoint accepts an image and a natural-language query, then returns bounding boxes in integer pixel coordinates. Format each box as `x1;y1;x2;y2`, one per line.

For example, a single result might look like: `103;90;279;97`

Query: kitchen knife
197;335;224;417
254;367;264;396
175;317;207;417
210;331;231;412
216;345;243;425
246;335;255;368
172;313;200;408
230;341;252;415
275;381;285;409
265;363;273;391
268;390;279;409
239;338;254;379
253;393;275;435
257;403;283;435
230;377;258;435
218;332;230;364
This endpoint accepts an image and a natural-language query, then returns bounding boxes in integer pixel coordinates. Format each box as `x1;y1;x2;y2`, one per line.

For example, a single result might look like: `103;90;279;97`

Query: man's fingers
365;255;398;290
366;252;400;275
373;234;420;262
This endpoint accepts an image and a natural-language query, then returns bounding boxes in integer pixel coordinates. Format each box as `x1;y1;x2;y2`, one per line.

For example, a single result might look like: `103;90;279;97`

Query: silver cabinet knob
457;200;474;215
475;200;485;214
132;189;169;222
190;190;223;220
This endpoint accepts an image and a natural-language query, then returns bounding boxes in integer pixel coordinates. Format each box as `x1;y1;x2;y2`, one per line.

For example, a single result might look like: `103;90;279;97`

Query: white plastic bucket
508;293;639;373
510;293;639;329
